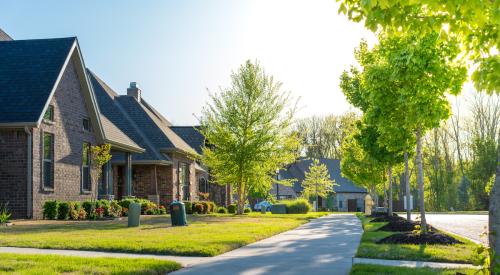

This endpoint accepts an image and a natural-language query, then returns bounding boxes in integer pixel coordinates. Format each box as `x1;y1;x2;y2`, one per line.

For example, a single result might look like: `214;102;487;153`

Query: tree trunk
405;150;411;220
236;182;245;215
388;165;393;216
489;134;500;273
416;127;427;233
383;179;388;209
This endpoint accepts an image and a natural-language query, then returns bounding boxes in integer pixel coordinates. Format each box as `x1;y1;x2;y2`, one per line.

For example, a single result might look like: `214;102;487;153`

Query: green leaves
301;159;337;198
200;60;300;205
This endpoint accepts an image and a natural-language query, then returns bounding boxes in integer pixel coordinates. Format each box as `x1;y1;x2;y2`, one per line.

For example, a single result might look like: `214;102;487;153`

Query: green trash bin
128;202;141;227
261;206;266;214
169;201;187;226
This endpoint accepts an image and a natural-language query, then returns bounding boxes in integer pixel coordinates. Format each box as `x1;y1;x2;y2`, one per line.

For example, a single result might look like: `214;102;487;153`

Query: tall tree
200;60;301;214
337;0;500;268
301;159;336;210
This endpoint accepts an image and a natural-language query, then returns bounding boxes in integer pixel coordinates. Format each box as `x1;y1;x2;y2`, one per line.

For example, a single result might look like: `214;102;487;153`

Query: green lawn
0;253;181;274
0;212;328;256
350;264;477;275
356;214;483;264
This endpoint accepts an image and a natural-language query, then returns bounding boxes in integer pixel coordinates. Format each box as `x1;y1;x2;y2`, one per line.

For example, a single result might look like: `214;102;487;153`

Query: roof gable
0;38;76;125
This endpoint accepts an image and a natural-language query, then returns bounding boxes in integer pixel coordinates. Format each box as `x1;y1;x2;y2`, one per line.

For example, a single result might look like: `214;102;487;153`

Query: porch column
125;152;132;197
106;161;113;197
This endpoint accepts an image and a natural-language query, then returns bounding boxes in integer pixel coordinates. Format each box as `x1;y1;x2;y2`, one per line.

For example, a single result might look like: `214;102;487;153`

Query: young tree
338;0;500;267
200;60;301;215
341;129;386;206
301;159;337;210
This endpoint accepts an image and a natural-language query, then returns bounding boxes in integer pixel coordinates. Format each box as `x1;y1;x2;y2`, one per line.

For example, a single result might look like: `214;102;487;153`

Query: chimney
127;82;141;102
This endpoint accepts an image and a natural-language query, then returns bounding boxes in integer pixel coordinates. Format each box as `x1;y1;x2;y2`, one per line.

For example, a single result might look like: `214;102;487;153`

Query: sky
1;1;378;125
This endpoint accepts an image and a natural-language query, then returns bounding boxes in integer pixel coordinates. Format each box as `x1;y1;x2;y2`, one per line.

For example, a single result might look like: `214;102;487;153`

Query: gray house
270;158;367;212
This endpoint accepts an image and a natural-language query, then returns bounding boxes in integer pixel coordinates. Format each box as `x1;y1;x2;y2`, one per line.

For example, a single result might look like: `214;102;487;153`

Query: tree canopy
302;159;336;200
200;60;300;214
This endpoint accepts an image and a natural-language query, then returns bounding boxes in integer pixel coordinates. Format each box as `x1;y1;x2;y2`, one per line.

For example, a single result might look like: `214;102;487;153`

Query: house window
42;133;54;189
82;143;91;192
179;163;190;200
83;118;91;132
44;105;54;122
339;200;343;209
199;178;208;193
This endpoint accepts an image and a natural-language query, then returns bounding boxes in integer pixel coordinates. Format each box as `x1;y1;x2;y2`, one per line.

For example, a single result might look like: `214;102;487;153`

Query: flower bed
42;198;166;221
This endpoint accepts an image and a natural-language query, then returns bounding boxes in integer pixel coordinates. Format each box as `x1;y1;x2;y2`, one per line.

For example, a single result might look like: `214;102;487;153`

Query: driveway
173;214;362;275
406;214;488;245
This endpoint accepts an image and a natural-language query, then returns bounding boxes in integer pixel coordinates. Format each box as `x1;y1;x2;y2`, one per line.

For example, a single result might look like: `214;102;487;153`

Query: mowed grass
0;253;181;275
350;264;477;275
0;212;328;256
356;214;482;264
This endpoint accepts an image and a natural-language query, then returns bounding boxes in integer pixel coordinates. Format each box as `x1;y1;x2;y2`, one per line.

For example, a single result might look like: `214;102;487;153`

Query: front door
116;166;125;200
347;199;357;212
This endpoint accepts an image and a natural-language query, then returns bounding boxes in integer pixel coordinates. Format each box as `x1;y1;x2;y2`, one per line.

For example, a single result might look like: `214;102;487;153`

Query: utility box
270;204;287;214
128;202;141;227
261;206;266;214
170;201;187;226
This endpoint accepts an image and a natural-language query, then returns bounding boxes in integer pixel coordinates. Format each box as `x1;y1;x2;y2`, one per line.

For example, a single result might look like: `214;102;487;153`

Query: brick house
0;29;229;219
0;35;144;219
270;158;368;212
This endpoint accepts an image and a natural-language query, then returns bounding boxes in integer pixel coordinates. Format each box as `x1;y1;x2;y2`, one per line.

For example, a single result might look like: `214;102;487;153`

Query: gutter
24;126;32;218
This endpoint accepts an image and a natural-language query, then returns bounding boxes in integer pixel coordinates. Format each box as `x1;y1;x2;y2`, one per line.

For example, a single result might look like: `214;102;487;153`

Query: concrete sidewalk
0;247;209;267
353;257;481;269
173;214;363;275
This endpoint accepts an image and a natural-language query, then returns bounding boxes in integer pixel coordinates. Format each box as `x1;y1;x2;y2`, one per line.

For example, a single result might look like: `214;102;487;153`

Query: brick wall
31;60;98;219
0;130;28;219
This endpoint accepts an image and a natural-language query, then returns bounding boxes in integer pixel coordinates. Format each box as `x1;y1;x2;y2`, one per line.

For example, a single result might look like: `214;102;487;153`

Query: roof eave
106;139;145;154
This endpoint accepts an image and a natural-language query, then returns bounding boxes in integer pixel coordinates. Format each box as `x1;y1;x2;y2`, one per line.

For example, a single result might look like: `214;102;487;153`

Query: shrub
57;202;70;220
69;202;81;220
183;201;193;214
43;200;58;220
194;203;204;214
208;202;216;213
96;200;111;217
78;208;87;220
227;204;237;214
217;207;228;214
244;207;252;213
109;200;122;218
158;205;167;215
282;199;311;214
0;203;11;224
95;207;105;218
82;201;94;217
201;202;209;214
118;199;135;212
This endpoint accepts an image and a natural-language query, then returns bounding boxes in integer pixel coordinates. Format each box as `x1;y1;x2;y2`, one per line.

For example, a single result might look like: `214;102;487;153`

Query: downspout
24;126;32;218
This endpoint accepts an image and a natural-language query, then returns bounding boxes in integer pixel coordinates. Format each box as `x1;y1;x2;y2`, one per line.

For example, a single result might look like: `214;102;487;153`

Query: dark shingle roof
0;28;13;41
0;37;75;124
89;71;166;162
279;158;367;194
170;126;205;154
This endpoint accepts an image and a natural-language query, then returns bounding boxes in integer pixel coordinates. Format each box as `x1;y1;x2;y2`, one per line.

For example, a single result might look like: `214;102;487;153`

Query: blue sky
1;0;377;124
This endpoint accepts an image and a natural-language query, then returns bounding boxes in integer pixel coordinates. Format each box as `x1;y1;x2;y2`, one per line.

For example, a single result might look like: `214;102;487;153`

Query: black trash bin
169;201;187;226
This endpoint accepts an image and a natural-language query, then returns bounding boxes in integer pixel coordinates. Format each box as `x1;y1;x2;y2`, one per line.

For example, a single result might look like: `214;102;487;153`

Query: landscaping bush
282;199;311;214
57;201;70;220
109;200;122;218
208;202;216;213
0;203;11;224
139;199;157;215
96;200;111;217
43;200;58;220
183;201;193;214
81;201;94;217
158;205;167;215
69;202;81;220
201;202;209;214
217;207;228;214
194;203;204;214
78;208;87;220
227;204;237;214
244;207;252;213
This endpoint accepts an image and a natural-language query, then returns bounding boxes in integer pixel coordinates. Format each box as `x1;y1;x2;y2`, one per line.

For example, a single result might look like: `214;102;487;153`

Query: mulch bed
377;231;463;245
378;218;420;232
